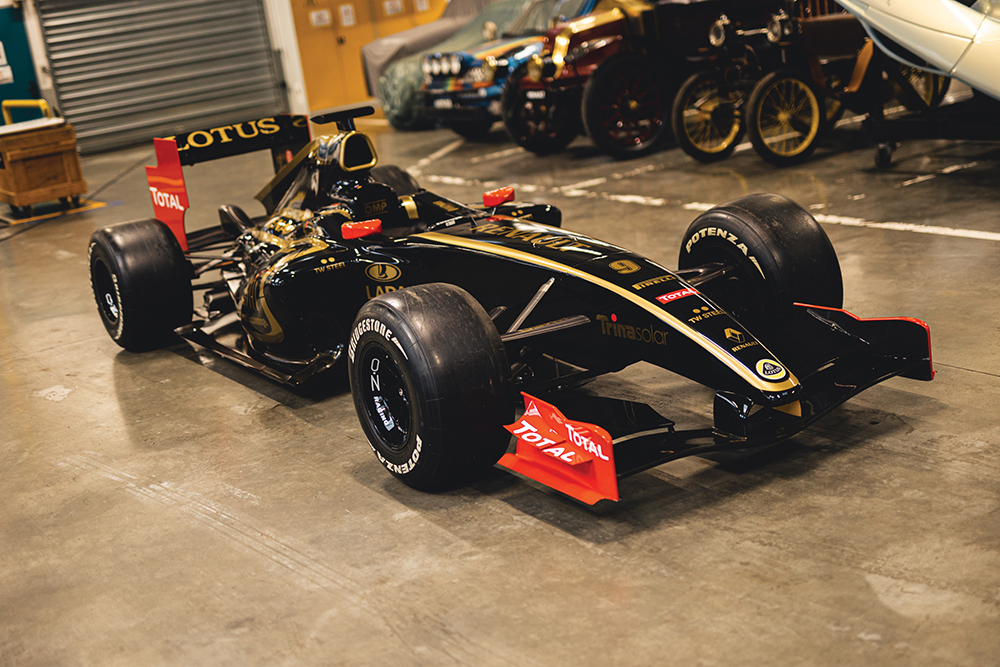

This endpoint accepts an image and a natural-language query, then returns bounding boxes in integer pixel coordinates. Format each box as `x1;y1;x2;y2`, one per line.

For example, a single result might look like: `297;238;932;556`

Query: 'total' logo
656;287;699;304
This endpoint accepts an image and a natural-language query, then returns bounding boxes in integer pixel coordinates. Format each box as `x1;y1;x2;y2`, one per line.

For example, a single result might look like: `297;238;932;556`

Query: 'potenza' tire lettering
677;194;843;335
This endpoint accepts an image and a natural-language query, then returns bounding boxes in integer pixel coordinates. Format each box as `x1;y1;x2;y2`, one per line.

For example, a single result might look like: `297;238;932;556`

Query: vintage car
671;0;950;166
89;108;933;504
502;0;780;157
378;0;537;130
418;0;599;138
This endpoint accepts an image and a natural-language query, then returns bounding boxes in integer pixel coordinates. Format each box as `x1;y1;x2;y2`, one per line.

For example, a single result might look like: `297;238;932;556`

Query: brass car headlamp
709;15;730;48
767;11;790;43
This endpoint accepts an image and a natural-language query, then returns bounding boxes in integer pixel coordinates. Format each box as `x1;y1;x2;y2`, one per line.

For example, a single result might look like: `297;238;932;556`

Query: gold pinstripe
414;231;800;394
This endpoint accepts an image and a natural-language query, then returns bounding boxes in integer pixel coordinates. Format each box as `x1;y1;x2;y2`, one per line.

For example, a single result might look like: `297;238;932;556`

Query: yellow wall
291;0;448;111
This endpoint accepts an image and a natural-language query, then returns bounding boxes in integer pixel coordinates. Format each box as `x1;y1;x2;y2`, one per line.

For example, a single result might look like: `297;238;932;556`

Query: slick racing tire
747;70;825;167
671;71;745;164
678;194;843;335
371;165;421;196
88;219;192;352
501;65;580;155
349;283;513;491
582;54;671;159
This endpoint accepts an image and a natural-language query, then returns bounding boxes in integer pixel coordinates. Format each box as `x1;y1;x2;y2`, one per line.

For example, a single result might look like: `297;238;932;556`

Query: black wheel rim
93;258;121;327
686;246;768;327
358;345;411;451
515;98;556;141
596;71;663;148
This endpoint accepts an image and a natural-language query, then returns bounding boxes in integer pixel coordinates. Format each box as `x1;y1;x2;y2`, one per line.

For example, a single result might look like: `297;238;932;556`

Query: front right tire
678;194;843;336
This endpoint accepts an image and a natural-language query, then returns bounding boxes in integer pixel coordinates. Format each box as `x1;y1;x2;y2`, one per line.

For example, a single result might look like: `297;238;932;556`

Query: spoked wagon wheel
501;66;580;155
747;70;824;167
671;71;746;163
582;54;670;158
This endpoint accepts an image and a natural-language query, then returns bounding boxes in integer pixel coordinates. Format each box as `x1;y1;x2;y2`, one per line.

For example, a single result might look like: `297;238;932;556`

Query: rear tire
88;219;192;351
349;283;512;491
678;194;842;335
379;70;434;131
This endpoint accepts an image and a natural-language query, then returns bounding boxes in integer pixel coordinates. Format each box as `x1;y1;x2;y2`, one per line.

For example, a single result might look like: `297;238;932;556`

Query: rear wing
145;114;311;250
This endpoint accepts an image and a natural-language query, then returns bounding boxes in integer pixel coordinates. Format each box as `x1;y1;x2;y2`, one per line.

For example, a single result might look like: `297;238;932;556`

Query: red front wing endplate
499;393;619;504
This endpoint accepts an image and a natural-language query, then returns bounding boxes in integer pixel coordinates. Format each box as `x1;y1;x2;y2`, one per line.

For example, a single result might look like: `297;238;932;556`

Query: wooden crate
0;123;88;208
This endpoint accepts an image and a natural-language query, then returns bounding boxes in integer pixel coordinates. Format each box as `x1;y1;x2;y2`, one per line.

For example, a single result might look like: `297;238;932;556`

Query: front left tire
349;283;513;491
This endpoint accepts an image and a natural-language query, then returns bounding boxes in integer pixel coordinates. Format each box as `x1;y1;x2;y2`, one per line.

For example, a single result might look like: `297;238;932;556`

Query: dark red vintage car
501;0;779;157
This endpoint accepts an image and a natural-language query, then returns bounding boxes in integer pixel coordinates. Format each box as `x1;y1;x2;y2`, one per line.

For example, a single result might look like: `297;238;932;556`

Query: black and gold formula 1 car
89;107;932;504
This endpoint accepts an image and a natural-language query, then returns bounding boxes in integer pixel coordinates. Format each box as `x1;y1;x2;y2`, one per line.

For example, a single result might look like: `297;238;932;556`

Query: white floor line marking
683;202;716;211
605;193;667;207
900;174;937;187
898;161;977;188
612;163;659;179
814;212;1000;241
470;146;526;164
560;176;608;191
419;173;998;241
940;161;978;174
424;174;498;188
408;138;465;176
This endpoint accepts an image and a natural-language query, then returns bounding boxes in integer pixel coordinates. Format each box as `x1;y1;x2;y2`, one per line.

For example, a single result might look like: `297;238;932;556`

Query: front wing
499;303;932;504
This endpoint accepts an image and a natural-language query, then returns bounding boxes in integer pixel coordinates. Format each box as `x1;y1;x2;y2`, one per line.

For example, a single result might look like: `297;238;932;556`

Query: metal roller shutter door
35;0;287;153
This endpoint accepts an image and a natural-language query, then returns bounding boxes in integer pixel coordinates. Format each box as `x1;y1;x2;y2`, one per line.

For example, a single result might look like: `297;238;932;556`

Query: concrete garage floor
1;114;998;666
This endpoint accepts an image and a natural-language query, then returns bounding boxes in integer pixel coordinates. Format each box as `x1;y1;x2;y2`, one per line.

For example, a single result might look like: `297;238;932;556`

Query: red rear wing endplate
145;114;310;251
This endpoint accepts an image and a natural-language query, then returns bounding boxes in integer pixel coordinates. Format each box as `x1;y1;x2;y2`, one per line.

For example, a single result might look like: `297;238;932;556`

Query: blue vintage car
419;0;598;138
378;0;537;130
